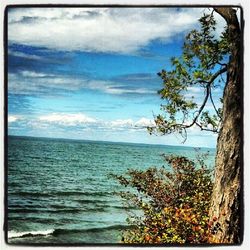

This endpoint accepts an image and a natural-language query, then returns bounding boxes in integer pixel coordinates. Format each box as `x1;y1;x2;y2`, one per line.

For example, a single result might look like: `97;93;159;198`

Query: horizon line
8;134;216;150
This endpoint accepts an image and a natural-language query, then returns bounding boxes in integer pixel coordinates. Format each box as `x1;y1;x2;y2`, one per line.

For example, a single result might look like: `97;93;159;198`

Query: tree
149;7;242;243
209;8;242;244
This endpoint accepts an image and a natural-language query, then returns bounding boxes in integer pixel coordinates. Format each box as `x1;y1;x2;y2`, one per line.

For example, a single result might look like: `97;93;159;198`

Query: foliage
148;12;230;141
112;153;218;244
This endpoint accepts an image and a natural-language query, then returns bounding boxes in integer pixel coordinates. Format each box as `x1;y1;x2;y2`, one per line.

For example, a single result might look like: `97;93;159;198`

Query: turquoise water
7;135;215;244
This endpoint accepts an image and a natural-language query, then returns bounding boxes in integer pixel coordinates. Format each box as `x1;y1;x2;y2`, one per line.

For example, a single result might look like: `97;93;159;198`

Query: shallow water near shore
7;135;215;244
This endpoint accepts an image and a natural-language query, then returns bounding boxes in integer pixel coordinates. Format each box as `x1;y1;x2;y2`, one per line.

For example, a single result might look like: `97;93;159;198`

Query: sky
7;7;227;148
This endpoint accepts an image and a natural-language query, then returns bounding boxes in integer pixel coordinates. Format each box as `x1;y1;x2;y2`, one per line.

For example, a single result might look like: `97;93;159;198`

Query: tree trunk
209;8;242;243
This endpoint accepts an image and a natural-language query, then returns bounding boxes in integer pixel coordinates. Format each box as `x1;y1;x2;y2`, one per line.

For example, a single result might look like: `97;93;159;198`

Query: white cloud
39;113;96;125
8;71;84;95
8;71;100;95
135;117;154;127
21;71;53;78
110;119;133;127
109;117;155;129
9;112;216;146
8;114;217;147
8;115;19;123
8;71;156;96
9;49;44;60
104;87;155;95
8;8;203;54
19;113;154;132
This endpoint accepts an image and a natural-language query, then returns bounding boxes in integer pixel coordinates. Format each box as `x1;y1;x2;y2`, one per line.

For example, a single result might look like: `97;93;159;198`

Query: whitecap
8;229;55;239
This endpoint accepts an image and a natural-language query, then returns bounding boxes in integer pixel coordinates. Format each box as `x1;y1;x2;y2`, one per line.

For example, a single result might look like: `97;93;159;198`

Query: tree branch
185;66;227;128
150;66;227;138
214;8;239;27
195;122;219;133
209;66;228;84
186;84;210;128
209;86;221;119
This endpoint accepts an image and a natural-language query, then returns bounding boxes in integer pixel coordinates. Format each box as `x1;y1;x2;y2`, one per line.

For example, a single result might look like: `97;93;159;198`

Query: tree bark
209;7;242;243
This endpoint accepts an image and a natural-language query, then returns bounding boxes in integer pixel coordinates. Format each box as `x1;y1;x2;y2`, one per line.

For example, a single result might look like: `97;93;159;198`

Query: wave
8;217;56;224
8;225;133;239
8;229;55;239
9;208;81;213
75;199;110;205
107;205;137;210
9;206;106;214
52;225;133;235
54;191;114;197
9;191;51;198
9;190;113;198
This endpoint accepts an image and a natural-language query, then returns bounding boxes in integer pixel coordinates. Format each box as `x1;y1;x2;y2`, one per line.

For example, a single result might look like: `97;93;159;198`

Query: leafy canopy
148;12;230;141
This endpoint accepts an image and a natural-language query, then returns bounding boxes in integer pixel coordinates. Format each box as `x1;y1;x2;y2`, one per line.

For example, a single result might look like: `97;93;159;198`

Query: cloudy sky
7;7;225;148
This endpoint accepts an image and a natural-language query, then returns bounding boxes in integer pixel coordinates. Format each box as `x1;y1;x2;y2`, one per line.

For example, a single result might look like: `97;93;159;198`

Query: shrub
112;153;216;244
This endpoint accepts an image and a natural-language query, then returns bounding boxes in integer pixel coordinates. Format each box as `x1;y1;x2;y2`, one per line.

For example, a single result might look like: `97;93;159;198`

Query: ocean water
7;135;215;245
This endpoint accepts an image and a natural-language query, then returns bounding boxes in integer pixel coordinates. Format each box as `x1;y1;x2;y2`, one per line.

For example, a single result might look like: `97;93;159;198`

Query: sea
7;135;216;245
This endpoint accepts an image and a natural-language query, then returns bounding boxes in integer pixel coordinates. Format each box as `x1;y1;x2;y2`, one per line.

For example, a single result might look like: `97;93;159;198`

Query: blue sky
7;7;226;148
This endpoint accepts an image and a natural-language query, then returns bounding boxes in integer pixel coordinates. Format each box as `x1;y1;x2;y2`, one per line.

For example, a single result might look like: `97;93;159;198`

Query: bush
112;153;216;244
